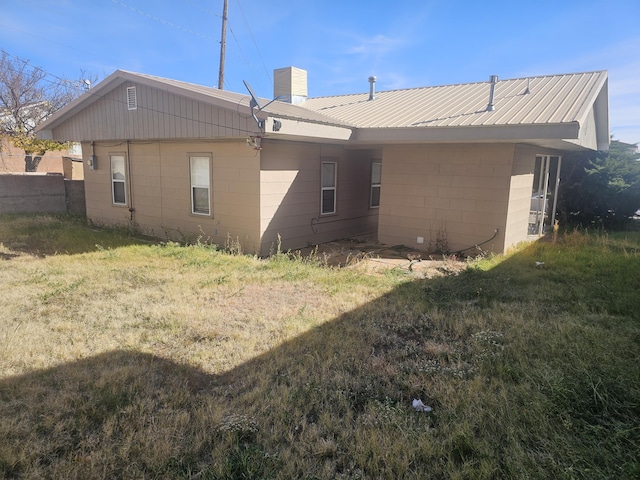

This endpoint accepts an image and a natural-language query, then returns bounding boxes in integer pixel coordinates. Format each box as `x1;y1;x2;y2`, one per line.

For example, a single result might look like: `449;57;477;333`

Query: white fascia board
263;117;352;141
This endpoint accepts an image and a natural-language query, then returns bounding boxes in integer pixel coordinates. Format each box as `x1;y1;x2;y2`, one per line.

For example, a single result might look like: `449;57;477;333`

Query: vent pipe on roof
368;75;377;101
486;75;498;111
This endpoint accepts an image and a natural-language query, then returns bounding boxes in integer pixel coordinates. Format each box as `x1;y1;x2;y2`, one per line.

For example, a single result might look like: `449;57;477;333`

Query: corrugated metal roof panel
129;71;351;127
300;71;607;129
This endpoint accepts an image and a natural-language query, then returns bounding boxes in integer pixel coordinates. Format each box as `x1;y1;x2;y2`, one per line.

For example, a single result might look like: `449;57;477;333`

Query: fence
0;173;85;215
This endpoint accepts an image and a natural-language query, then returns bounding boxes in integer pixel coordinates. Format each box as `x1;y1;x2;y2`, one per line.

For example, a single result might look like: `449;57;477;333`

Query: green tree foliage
0;51;93;172
558;139;640;229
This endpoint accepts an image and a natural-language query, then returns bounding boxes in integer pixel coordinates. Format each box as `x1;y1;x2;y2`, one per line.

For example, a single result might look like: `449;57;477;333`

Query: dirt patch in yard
295;239;468;277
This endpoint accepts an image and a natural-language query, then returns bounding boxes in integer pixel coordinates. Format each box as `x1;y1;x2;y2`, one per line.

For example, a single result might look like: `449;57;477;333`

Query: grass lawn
0;214;639;479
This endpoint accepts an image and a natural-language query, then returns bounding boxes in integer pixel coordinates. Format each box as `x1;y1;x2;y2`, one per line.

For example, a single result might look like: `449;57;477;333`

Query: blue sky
1;0;639;144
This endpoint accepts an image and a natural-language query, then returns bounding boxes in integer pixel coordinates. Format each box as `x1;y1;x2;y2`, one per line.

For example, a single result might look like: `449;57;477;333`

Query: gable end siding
50;84;255;141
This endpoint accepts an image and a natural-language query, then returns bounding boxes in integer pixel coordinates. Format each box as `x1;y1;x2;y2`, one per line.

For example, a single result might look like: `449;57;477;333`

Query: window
110;154;127;205
370;162;382;208
190;155;211;215
127;86;137;110
321;161;337;215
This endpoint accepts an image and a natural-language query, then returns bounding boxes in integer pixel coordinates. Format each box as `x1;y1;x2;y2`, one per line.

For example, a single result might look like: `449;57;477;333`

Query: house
0;137;84;178
36;67;609;256
1;103;84;178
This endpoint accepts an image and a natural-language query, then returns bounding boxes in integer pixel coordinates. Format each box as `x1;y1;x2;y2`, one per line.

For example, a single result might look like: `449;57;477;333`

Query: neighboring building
36;68;609;255
0;137;84;179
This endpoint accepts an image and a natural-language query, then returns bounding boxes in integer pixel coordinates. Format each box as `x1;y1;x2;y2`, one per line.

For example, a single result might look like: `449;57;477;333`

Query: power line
180;0;222;18
0;23;103;65
1;50;89;94
111;0;216;42
4;1;273;101
233;0;272;88
1;50;256;135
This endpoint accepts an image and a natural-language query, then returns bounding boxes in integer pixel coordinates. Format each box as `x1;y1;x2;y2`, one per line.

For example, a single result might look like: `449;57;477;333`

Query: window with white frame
321;161;337;215
110;154;127;205
190;155;211;215
370;162;382;208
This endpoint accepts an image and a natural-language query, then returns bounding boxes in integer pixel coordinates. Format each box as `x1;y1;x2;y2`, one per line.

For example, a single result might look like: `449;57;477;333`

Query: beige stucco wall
259;139;379;255
378;144;518;254
504;146;537;249
83;140;261;252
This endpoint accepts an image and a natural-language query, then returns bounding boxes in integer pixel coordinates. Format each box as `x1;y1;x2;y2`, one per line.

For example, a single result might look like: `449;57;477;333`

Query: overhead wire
110;0;216;42
1;48;259;136
6;0;273;98
1;49;89;94
180;0;222;18
108;0;261;93
3;0;275;131
233;0;273;88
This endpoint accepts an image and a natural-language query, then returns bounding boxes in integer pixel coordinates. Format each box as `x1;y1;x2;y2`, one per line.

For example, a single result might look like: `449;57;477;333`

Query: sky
1;0;639;144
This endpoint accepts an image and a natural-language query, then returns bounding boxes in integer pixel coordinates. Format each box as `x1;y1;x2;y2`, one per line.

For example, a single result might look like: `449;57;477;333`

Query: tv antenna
243;80;285;129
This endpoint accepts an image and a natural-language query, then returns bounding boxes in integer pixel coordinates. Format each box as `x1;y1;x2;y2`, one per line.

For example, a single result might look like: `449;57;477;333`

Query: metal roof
299;71;608;129
129;71;353;126
37;70;352;133
38;69;609;150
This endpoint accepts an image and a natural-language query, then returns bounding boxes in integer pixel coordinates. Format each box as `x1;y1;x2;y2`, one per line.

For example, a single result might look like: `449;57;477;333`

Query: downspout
550;156;562;228
538;156;550;236
127;140;135;225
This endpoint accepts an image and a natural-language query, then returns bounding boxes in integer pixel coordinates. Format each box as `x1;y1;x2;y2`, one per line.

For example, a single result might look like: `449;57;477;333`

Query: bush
558;140;640;229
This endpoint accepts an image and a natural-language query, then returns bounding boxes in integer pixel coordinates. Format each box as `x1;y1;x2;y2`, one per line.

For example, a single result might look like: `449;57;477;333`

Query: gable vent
127;86;137;110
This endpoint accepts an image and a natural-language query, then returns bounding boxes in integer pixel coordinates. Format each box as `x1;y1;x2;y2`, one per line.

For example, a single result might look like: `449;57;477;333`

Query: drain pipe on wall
127;140;135;225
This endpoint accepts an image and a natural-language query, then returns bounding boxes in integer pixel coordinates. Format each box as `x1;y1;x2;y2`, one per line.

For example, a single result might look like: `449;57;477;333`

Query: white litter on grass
535;261;545;267
412;399;432;412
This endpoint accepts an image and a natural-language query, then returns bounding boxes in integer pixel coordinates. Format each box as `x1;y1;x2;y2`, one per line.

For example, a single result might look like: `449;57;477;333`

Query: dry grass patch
1;216;639;479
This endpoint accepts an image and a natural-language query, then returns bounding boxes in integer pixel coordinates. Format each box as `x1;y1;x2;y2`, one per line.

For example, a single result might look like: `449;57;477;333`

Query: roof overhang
263;117;352;143
36;70;266;140
347;122;599;151
36;69;610;154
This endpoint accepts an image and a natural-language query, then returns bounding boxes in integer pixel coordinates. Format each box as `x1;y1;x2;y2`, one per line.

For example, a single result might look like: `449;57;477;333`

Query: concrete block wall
0;174;85;215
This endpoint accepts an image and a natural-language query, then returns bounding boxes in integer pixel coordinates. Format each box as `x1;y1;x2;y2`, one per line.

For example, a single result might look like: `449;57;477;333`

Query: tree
557;139;640;229
0;51;91;172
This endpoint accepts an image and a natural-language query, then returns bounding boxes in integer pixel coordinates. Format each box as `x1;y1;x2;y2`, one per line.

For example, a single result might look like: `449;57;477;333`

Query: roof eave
349;123;581;144
36;70;129;137
263;117;352;142
36;70;259;139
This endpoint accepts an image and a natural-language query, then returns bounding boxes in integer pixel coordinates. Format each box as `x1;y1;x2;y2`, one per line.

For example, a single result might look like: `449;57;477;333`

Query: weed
0;217;638;479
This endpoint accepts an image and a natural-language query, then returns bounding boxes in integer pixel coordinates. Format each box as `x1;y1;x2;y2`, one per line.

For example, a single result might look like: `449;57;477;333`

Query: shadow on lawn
0;279;475;478
1;243;638;479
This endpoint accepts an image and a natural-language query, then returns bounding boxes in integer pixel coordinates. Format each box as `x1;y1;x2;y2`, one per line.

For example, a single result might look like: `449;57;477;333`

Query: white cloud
346;34;405;57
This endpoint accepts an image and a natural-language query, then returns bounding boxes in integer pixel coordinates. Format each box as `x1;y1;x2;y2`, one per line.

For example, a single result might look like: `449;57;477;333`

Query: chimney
368;75;377;101
273;66;308;104
486;75;498;111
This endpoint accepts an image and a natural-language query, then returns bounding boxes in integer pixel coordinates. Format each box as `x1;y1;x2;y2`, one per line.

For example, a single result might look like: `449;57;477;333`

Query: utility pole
217;0;228;90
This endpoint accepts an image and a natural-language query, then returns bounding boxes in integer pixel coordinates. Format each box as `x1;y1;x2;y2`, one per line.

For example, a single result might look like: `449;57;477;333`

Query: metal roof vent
368;76;377;101
486;75;498;111
127;86;137;110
